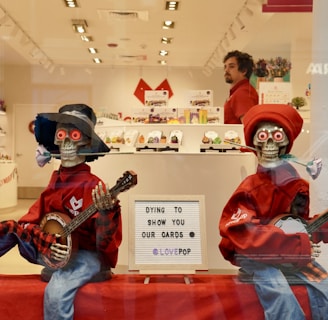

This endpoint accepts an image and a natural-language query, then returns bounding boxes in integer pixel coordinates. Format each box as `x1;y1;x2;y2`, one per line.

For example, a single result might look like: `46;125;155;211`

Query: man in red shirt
223;50;258;124
219;104;328;319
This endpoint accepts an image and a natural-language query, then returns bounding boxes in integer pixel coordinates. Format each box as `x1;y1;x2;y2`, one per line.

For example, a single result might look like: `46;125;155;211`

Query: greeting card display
145;90;169;107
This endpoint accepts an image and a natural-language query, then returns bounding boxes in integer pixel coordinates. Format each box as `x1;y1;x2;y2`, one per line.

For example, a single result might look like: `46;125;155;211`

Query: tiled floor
0;199;44;274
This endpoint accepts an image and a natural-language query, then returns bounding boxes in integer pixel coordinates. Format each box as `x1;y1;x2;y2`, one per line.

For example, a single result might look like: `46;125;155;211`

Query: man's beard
224;75;233;84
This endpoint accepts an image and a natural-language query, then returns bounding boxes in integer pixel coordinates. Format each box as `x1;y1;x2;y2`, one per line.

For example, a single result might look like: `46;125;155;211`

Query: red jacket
19;163;122;268
224;79;258;124
219;162;327;268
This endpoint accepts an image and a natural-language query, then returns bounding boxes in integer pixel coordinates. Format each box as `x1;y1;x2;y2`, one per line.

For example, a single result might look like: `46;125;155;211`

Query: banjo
40;170;137;269
271;210;328;271
271;210;328;235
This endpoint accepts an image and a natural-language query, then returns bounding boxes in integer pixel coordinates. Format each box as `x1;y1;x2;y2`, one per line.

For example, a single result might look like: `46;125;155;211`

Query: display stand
199;144;239;153
135;143;179;152
143;273;192;285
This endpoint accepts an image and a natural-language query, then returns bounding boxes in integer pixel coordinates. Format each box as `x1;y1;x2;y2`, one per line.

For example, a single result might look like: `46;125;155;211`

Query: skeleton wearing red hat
219;104;328;319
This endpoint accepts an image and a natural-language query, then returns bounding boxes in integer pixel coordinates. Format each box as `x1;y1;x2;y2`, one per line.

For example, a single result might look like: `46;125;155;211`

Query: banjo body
39;170;137;269
40;212;77;269
271;211;328;271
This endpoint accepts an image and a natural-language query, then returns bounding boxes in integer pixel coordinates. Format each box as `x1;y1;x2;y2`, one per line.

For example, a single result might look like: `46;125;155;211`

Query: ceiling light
93;58;102;64
165;1;179;11
162;20;175;29
63;0;79;7
161;37;173;44
72;19;88;33
229;26;236;40
158;60;167;65
236;15;245;30
88;48;97;54
243;5;254;16
159;50;168;56
81;35;93;42
223;34;230;48
219;42;227;55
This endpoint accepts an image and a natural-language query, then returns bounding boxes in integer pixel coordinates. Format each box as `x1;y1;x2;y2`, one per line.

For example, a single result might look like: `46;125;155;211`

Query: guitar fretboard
59;170;137;238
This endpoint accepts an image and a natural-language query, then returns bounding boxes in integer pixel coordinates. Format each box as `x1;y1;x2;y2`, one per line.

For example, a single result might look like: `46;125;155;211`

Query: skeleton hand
50;234;69;261
92;182;117;211
300;261;328;282
311;241;321;259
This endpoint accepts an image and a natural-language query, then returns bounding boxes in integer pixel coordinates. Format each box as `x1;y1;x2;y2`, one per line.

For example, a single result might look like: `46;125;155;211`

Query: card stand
106;143;123;152
141;271;194;285
199;144;239;153
135;143;179;153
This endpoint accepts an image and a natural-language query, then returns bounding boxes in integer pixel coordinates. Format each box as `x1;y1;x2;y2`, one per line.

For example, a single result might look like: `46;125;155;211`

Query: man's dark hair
223;50;254;79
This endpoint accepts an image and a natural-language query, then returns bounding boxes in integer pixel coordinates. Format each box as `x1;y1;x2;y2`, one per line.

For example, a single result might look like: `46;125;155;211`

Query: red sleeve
95;202;122;268
219;192;312;268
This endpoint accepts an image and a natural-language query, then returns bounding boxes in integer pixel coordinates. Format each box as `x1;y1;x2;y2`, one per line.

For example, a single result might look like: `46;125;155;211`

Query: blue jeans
44;250;102;320
240;259;328;320
0;232;102;320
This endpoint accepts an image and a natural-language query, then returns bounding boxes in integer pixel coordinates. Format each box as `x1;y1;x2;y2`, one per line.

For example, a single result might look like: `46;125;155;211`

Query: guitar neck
61;170;137;238
307;210;328;234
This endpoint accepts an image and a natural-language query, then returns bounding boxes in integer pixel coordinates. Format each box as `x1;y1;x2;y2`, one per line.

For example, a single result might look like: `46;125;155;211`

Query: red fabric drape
0;274;311;320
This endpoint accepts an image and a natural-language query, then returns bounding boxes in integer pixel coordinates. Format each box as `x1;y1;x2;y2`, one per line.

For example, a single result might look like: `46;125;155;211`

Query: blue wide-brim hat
34;103;110;162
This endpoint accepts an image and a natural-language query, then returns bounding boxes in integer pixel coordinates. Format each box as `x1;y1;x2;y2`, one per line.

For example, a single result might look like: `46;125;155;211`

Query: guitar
39;170;137;269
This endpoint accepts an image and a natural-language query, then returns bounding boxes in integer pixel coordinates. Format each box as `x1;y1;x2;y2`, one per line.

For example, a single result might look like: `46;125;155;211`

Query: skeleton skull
54;123;90;167
253;122;289;168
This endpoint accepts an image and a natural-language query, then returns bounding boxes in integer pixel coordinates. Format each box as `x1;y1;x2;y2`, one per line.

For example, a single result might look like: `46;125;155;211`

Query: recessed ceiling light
165;1;179;11
88;48;97;54
64;0;79;8
93;58;102;64
162;20;175;29
161;37;173;44
81;35;93;42
72;19;88;33
159;50;168;56
158;60;167;65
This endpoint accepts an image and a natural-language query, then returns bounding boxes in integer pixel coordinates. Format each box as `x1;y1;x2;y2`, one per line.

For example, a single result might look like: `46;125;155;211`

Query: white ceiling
0;0;313;70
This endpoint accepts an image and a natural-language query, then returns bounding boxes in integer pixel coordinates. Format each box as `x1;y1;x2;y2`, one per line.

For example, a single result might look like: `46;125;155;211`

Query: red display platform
0;274;311;319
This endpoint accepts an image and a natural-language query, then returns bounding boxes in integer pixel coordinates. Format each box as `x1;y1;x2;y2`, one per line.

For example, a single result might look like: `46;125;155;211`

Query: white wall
2;64;226;157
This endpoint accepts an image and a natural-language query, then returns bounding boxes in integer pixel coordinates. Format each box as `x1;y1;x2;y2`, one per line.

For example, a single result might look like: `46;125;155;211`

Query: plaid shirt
19;163;122;268
0;220;56;255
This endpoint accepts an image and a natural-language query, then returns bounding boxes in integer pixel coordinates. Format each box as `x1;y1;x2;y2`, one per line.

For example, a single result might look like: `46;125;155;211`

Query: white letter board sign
129;194;208;274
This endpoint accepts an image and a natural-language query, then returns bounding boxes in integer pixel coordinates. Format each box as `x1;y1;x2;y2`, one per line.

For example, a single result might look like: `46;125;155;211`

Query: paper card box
144;90;169;107
132;107;151;123
206;107;222;124
149;107;178;123
187;90;213;107
177;107;200;124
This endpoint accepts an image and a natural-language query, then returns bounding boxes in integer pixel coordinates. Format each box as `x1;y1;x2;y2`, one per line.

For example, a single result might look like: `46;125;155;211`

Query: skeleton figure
50;122;115;262
253;122;289;168
54;123;89;167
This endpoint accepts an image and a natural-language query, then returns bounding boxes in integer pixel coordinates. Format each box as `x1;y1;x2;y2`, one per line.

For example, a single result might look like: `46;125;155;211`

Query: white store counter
0;161;18;212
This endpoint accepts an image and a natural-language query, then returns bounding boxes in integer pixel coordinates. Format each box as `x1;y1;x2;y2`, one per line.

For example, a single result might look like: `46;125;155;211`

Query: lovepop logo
153;248;191;255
